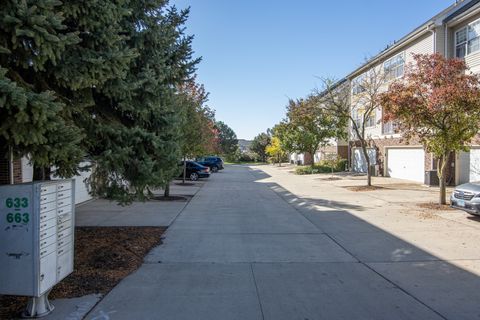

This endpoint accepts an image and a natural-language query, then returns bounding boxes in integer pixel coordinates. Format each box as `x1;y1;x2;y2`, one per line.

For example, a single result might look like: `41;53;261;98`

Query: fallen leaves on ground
0;226;165;319
344;186;385;192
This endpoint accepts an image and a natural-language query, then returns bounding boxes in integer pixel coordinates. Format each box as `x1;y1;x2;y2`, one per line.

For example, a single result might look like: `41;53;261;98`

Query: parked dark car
178;161;210;181
196;156;224;172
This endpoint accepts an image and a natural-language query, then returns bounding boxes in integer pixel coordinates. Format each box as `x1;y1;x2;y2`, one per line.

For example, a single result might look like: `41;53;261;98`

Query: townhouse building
347;0;480;185
289;79;349;166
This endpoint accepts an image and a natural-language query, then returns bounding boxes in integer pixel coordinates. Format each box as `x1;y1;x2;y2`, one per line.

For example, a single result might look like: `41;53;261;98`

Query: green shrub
294;159;347;175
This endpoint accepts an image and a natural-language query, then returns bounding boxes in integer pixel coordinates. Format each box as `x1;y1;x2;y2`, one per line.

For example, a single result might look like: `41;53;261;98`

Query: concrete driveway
86;165;480;320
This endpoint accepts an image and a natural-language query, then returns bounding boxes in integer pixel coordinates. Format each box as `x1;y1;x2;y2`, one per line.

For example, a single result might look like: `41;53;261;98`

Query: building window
365;112;376;128
352;74;365;95
351;109;361;129
382;121;398;134
384;53;405;80
456;19;480;58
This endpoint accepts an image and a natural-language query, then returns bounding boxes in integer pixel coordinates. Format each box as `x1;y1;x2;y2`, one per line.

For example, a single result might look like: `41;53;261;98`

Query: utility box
425;170;439;186
0;180;75;317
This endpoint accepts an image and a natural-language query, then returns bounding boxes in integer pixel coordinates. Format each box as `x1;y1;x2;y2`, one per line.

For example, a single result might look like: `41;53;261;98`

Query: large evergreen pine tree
87;1;200;201
0;0;84;178
1;0;200;202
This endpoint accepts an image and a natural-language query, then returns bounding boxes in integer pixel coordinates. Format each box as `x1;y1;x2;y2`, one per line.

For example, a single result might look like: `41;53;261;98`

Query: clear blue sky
172;0;454;140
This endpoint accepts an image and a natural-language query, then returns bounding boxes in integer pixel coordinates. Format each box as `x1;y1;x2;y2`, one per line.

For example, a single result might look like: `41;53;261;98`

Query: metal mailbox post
0;180;75;318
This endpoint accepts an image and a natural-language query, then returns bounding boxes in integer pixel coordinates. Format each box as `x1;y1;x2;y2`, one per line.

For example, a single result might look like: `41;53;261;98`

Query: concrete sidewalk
84;165;480;320
42;181;205;320
75;181;204;227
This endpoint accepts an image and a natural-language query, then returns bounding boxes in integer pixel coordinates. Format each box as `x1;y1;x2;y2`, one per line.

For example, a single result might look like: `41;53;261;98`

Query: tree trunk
361;143;372;186
182;156;186;184
437;154;449;205
164;183;170;198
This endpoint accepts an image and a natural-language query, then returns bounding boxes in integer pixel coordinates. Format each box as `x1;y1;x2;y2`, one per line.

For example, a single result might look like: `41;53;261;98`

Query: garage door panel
353;148;376;173
387;148;425;183
470;149;480;182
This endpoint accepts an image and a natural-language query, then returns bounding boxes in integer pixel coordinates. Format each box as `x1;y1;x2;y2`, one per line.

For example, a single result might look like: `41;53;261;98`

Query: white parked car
451;182;480;216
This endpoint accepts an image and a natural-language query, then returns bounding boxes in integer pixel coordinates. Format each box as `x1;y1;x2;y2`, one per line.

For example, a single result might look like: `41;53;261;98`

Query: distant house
238;139;253;154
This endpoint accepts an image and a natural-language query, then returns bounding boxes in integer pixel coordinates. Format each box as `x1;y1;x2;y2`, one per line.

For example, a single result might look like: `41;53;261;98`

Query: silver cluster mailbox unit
0;180;75;318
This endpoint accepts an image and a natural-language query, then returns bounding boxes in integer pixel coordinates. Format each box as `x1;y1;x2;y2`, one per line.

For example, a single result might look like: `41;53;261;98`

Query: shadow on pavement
248;166;480;320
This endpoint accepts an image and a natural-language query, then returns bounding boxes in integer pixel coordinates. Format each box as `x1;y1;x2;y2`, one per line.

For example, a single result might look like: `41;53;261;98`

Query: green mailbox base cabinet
0;180;75;318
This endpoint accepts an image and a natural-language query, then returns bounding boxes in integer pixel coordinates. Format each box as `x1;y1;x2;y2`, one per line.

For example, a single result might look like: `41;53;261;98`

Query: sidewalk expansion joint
250;263;266;320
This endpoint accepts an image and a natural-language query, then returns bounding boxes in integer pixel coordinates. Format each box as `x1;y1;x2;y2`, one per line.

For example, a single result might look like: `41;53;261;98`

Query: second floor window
384;53;405;80
456;19;480;58
365;112;376;128
382;121;399;134
352;74;366;95
352;109;376;129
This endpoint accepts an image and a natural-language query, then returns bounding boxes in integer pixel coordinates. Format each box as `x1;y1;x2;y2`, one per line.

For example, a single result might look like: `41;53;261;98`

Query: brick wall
337;146;348;160
349;137;457;184
0;155;22;185
304;152;314;166
471;134;480;145
315;145;349;160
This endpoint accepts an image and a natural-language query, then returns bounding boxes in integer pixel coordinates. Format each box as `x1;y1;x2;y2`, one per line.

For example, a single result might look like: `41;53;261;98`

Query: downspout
426;23;436;53
444;24;449;57
9;146;14;185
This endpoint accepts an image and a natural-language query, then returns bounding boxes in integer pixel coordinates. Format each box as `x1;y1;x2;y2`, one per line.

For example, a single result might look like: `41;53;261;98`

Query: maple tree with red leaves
380;53;480;204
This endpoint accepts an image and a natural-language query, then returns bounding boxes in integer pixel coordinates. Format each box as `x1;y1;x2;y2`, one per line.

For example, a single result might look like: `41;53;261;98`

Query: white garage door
387;148;425;183
353;148;376;173
470;149;480;182
73;167;92;204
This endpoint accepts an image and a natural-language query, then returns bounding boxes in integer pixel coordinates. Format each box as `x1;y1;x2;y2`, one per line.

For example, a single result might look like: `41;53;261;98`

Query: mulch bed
344;186;385;192
317;177;342;181
0;226;165;319
417;202;455;211
152;195;191;202
175;182;196;186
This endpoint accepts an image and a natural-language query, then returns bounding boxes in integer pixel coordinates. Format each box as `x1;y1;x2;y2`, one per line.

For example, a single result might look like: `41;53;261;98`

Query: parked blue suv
196;156;224;173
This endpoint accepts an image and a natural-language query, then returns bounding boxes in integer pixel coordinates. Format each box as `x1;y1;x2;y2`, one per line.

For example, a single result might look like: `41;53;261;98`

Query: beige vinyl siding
465;51;480;72
405;33;434;64
435;26;446;55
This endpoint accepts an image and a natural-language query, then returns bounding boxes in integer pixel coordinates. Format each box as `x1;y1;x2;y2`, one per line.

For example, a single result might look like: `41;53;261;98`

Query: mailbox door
0;184;35;296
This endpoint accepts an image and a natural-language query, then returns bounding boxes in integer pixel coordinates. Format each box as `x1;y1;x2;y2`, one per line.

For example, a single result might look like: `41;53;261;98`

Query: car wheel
211;166;218;173
190;172;199;181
